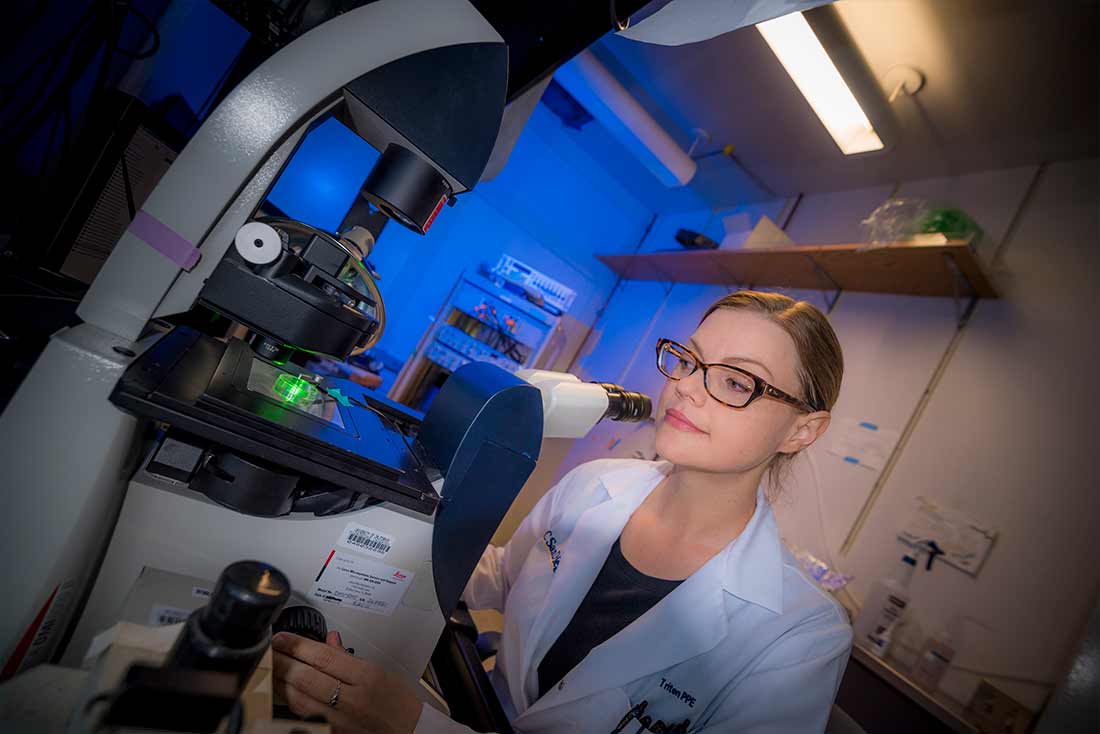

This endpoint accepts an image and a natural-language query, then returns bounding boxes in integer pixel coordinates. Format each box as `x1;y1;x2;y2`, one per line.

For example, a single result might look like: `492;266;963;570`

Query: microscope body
0;0;512;679
62;357;543;699
0;2;654;714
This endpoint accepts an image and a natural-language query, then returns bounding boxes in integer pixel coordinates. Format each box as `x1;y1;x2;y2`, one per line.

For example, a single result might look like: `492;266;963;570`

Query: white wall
499;159;1100;713
837;158;1100;709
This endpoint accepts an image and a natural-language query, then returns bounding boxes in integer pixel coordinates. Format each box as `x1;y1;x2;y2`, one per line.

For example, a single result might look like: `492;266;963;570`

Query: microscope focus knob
272;605;328;643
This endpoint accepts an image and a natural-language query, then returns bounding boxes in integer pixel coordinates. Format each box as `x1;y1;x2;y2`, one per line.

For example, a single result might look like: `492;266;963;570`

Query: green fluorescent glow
273;373;320;406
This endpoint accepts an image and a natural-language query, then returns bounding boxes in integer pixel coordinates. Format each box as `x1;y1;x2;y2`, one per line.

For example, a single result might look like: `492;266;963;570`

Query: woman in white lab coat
272;290;852;734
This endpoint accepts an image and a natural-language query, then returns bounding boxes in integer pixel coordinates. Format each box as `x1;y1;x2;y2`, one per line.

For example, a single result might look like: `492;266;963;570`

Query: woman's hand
272;630;423;734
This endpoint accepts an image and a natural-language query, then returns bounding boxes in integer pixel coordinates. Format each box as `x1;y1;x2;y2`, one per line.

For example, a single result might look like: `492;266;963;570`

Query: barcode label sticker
339;523;394;558
149;605;191;626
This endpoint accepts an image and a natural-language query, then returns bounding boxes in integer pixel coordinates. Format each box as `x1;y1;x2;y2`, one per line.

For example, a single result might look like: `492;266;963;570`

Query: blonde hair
701;290;844;492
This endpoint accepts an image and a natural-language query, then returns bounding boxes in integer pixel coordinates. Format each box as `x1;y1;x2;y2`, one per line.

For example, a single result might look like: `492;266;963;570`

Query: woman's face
654;308;821;475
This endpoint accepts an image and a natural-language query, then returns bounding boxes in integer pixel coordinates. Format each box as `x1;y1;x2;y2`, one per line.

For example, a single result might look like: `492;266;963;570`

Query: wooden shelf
597;241;997;299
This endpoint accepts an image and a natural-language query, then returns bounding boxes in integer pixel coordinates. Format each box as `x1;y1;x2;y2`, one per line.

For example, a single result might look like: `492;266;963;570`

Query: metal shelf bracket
943;253;979;328
803;254;843;313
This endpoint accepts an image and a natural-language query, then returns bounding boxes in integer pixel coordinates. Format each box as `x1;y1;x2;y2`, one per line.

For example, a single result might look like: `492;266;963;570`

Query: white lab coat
416;458;852;734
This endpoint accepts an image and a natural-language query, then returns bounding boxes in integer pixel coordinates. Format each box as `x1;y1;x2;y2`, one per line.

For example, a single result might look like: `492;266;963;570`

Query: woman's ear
778;411;831;455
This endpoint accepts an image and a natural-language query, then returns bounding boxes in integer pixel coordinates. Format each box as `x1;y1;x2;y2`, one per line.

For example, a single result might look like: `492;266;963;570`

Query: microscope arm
516;369;651;439
77;0;503;343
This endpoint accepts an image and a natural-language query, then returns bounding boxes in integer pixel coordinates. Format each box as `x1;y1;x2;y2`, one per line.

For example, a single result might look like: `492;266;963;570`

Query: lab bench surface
837;644;978;734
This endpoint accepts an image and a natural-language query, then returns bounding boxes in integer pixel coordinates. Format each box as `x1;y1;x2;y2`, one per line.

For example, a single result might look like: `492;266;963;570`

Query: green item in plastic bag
917;207;982;240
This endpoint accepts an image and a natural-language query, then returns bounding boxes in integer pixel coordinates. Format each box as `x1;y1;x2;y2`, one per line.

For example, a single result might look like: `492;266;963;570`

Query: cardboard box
966;680;1035;734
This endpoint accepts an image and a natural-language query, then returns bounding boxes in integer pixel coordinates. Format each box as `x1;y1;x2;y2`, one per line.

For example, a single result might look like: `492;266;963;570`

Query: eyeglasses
655;338;816;412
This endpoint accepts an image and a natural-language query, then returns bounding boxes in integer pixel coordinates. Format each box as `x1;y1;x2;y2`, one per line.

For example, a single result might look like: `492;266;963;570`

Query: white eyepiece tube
517;370;652;439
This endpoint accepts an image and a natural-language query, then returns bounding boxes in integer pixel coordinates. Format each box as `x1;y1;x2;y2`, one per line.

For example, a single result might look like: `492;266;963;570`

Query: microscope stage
111;328;438;514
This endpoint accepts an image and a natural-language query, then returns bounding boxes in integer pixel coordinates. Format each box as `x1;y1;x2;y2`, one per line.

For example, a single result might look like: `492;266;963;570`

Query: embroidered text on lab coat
660;677;696;707
610;699;690;734
543;530;562;573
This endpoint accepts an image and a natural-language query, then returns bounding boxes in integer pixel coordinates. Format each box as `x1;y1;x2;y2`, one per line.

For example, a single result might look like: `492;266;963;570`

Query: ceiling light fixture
757;11;884;155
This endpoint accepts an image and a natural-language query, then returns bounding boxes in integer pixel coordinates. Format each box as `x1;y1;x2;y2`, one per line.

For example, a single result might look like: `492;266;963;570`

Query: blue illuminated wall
233;54;715;387
265;118;380;233
367;103;659;373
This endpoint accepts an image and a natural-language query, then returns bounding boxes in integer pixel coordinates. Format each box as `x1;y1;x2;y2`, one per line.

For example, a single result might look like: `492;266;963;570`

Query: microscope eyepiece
165;560;290;689
596;383;652;423
200;561;290;649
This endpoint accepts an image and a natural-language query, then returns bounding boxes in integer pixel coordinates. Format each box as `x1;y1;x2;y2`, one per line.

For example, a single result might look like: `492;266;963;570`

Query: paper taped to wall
827;419;900;471
898;496;997;576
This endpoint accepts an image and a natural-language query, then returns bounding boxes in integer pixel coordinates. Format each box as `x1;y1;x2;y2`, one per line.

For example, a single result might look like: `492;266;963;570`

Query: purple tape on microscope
128;210;201;270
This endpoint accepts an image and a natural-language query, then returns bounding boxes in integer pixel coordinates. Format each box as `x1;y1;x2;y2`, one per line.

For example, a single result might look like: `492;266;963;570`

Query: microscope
0;0;654;728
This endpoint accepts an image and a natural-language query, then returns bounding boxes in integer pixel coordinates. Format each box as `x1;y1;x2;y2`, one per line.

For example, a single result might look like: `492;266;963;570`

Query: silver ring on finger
328;680;342;709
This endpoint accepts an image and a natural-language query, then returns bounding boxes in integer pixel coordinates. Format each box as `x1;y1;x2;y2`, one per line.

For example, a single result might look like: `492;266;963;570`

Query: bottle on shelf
912;629;956;691
853;554;917;659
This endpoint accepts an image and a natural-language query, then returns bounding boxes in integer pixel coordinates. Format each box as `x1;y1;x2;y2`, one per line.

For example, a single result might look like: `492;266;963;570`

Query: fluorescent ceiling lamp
757;12;883;155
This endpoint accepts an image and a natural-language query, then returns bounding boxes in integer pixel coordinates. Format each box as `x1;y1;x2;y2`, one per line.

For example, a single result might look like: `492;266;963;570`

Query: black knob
273;605;328;643
164;561;291;692
199;561;291;649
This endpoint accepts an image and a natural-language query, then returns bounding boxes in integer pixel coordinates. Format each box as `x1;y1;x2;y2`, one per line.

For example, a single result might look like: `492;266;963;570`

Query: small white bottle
853;554;917;658
912;631;956;690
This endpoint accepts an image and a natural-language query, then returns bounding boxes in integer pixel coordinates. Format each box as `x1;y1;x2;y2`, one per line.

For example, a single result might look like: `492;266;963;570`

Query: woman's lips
664;408;706;434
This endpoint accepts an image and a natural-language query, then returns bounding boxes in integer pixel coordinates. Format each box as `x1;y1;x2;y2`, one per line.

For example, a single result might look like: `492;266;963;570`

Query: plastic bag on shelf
860;198;929;248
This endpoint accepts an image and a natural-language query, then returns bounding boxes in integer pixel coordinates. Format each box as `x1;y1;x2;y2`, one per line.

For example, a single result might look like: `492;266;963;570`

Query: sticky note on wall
827;419;900;471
